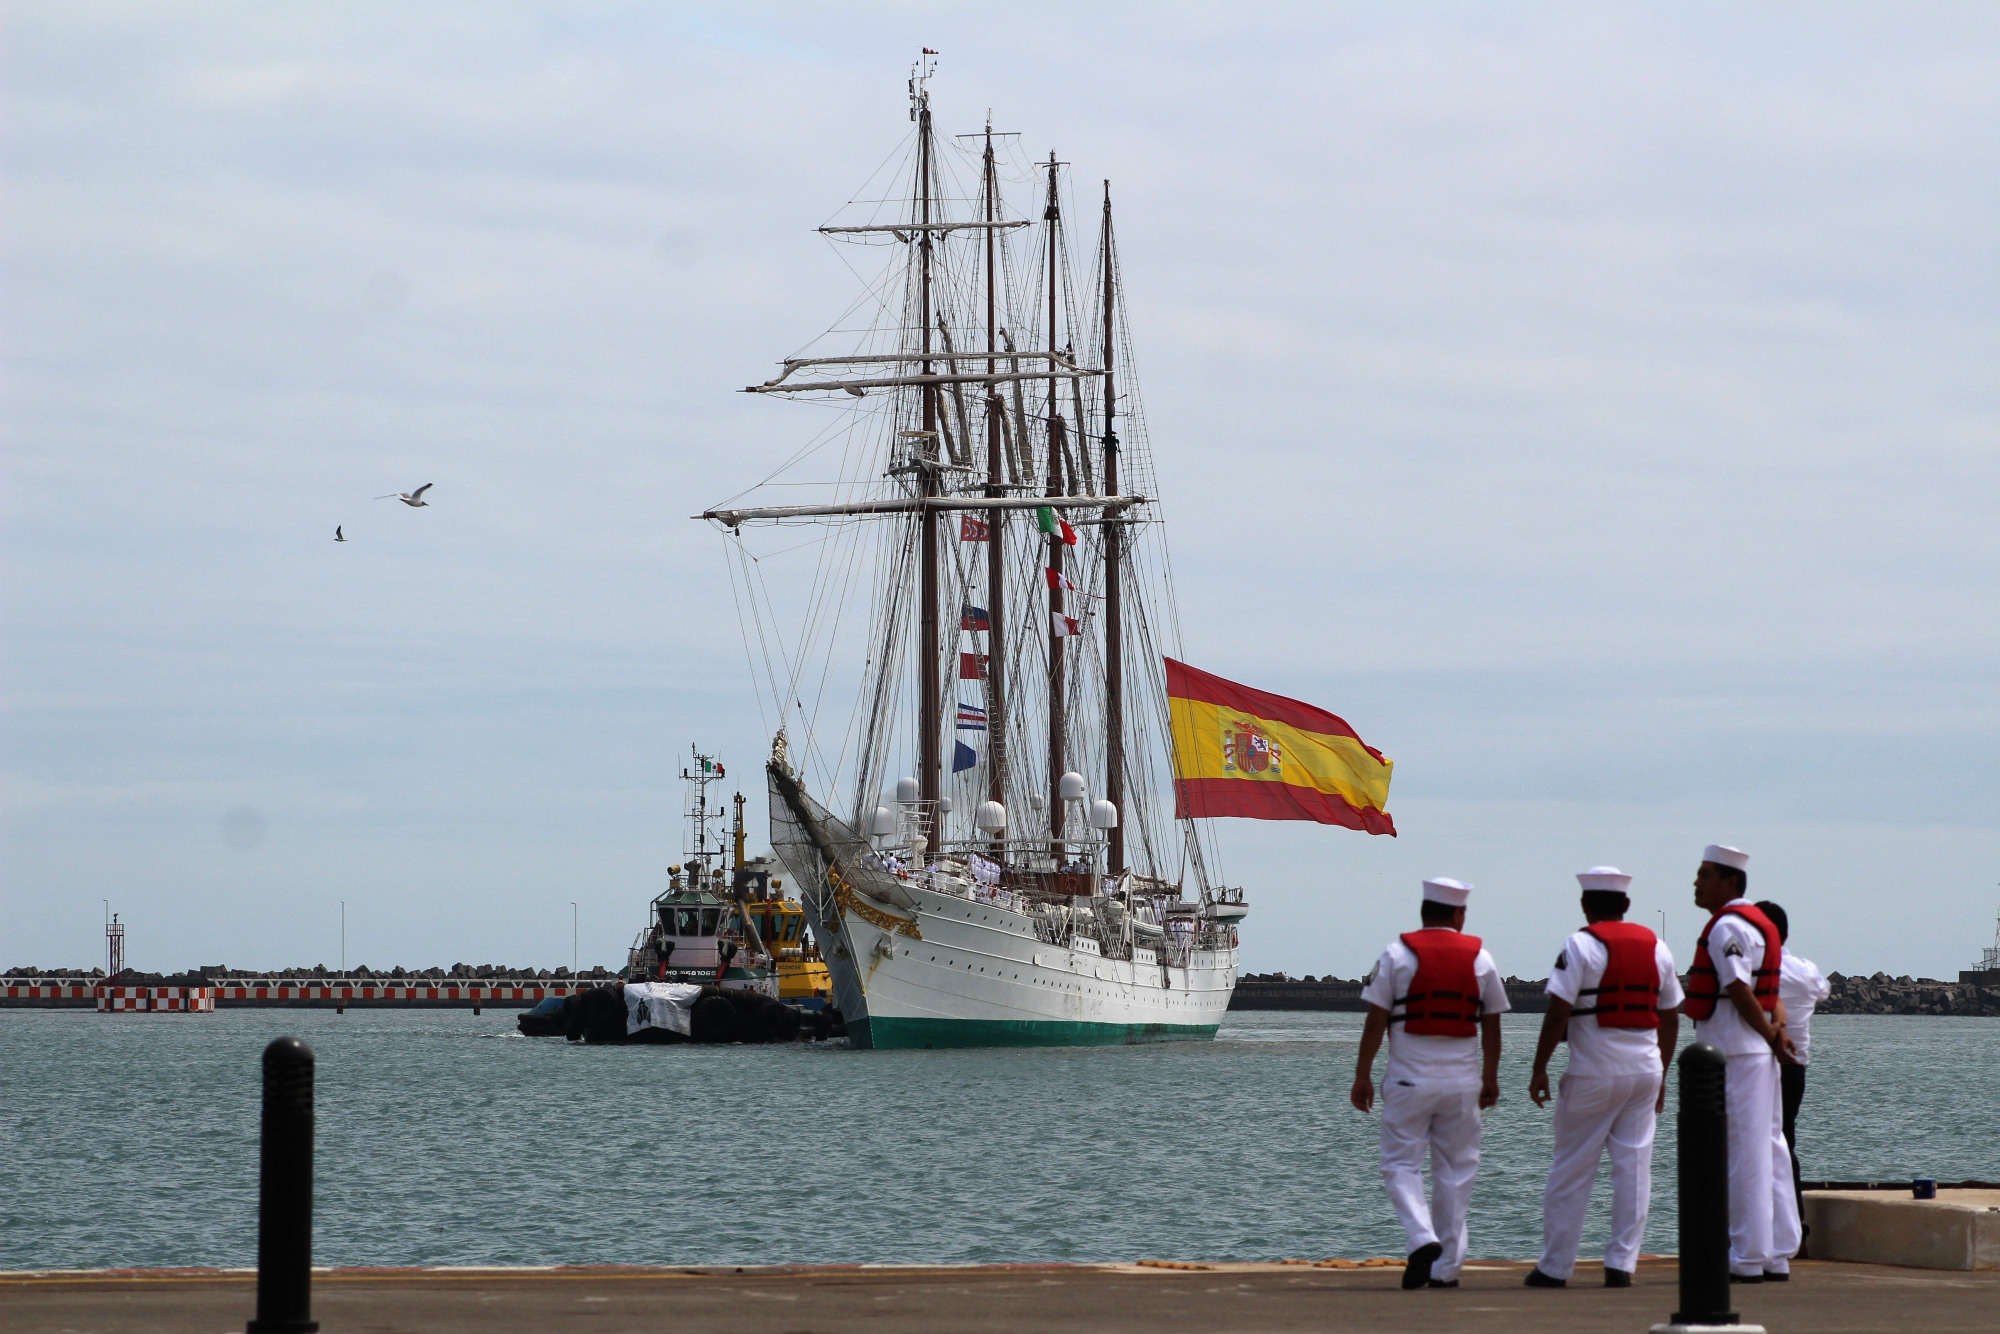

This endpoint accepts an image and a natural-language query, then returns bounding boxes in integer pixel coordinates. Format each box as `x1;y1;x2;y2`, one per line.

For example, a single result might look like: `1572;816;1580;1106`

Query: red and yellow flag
1165;658;1395;835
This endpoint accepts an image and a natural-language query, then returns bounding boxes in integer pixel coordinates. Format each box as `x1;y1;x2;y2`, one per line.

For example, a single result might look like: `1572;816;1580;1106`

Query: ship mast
915;69;942;853
682;746;725;875
1100;183;1124;877
1041;153;1067;857
982;121;1008;841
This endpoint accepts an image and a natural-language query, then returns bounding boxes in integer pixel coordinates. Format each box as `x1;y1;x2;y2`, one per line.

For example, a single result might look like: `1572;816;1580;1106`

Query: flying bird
375;483;433;507
335;526;347;542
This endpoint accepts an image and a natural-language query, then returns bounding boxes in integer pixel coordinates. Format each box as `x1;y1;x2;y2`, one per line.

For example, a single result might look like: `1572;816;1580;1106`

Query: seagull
375;483;433;507
334;526;347;542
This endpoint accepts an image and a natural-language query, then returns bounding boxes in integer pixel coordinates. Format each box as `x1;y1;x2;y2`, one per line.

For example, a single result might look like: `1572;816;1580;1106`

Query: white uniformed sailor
1755;899;1830;1241
1683;845;1800;1281
1523;867;1683;1289
1351;877;1511;1290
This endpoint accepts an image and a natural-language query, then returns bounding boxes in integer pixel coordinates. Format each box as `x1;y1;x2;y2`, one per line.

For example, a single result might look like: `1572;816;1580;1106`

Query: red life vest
1572;921;1661;1030
1390;930;1484;1037
1683;903;1782;1021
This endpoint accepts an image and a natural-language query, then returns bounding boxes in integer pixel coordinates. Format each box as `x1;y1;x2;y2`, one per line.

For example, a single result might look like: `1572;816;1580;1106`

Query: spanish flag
1166;658;1395;835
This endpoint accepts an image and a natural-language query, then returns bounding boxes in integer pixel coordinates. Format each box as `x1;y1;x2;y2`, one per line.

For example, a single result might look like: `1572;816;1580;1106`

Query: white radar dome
868;806;896;836
1089;799;1119;830
975;801;1007;832
1058;771;1087;802
895;776;919;803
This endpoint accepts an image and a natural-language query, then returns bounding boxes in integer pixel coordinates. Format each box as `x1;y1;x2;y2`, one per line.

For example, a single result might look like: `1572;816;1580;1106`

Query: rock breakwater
1820;972;1999;1016
1229;970;1998;1017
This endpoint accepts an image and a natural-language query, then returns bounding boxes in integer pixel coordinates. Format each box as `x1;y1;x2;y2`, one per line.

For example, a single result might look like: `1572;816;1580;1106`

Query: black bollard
247;1037;319;1334
1671;1042;1736;1327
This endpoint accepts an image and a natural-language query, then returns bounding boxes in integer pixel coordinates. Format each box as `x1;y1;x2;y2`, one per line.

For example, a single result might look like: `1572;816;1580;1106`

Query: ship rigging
702;57;1245;1047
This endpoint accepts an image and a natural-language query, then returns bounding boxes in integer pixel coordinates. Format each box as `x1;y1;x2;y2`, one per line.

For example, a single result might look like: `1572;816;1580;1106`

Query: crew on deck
1524;866;1682;1289
1351;877;1509;1291
1759;898;1830;1247
1684;844;1801;1281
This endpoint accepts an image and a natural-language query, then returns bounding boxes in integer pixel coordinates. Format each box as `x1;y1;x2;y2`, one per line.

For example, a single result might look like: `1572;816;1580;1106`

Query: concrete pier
1805;1189;2000;1270
5;1259;1998;1334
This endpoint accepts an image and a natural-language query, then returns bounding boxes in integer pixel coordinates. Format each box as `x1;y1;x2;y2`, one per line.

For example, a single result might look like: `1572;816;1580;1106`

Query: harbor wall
1229;971;2000;1016
1229;976;1552;1013
2;967;620;1010
1821;972;2000;1015
12;966;1999;1014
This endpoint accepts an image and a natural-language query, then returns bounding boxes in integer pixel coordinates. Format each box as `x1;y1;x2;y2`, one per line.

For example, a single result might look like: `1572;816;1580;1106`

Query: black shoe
1427;1279;1459;1289
1764;1270;1789;1282
1523;1268;1567;1288
1729;1272;1764;1284
1402;1242;1443;1290
1604;1268;1633;1288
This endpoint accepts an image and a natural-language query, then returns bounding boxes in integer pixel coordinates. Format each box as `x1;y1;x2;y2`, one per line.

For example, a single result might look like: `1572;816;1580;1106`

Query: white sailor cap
1422;877;1472;907
1702;844;1749;872
1577;866;1632;892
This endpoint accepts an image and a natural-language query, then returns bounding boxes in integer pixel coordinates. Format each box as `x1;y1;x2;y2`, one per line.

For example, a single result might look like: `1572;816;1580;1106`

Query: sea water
1;1009;1994;1270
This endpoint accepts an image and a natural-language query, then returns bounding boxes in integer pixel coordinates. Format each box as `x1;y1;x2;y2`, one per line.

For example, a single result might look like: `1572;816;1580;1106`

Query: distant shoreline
1231;971;2000;1017
7;965;1998;1017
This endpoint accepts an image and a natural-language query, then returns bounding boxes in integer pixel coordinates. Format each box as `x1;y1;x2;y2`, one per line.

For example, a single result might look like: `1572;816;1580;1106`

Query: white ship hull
808;877;1235;1048
772;765;1238;1049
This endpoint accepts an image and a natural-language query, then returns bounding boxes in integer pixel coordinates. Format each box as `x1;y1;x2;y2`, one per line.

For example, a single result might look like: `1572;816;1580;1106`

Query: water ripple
1;1009;1992;1268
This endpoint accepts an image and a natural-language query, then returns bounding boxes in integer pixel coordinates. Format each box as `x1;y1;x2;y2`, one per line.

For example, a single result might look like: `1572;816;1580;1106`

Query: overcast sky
5;3;1998;982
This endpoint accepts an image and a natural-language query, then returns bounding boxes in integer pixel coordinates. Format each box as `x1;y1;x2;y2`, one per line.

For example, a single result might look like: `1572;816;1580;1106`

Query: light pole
340;900;346;974
570;902;578;974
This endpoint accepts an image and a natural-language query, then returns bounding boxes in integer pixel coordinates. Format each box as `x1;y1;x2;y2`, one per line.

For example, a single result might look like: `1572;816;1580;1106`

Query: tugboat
732;843;835;1011
516;748;848;1043
625;748;780;997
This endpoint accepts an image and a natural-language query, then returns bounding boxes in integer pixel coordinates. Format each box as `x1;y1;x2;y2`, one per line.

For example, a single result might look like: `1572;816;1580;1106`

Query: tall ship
702;60;1248;1048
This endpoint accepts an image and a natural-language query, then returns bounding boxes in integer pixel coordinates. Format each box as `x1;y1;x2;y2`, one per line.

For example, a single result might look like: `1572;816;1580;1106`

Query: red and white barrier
5;978;604;1010
95;985;217;1013
3;982;94;1001
210;981;600;1004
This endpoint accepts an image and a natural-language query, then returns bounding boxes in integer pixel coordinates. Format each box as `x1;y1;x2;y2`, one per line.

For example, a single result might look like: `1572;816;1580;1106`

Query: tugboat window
700;907;721;935
675;907;700;936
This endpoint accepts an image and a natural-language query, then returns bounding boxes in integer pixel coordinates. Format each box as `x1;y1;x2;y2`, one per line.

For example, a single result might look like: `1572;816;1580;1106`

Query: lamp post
570;902;578;974
339;901;345;974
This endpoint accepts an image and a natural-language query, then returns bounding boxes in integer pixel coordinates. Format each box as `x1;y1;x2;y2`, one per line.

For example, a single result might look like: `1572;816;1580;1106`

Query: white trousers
1724;1051;1802;1275
1379;1081;1482;1281
1536;1070;1659;1280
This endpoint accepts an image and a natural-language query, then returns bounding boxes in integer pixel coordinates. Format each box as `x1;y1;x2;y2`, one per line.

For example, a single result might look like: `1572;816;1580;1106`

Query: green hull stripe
847;1016;1219;1050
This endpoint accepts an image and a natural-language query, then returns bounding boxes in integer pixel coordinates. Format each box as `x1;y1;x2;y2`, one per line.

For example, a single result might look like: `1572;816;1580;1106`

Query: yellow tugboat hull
778;957;833;1009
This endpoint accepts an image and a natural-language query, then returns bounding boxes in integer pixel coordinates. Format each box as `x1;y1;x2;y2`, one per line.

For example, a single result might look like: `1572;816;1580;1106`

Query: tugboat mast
682;745;727;877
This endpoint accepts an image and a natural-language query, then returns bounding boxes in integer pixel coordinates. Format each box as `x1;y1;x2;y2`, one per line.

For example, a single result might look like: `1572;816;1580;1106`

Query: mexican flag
1035;505;1077;546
